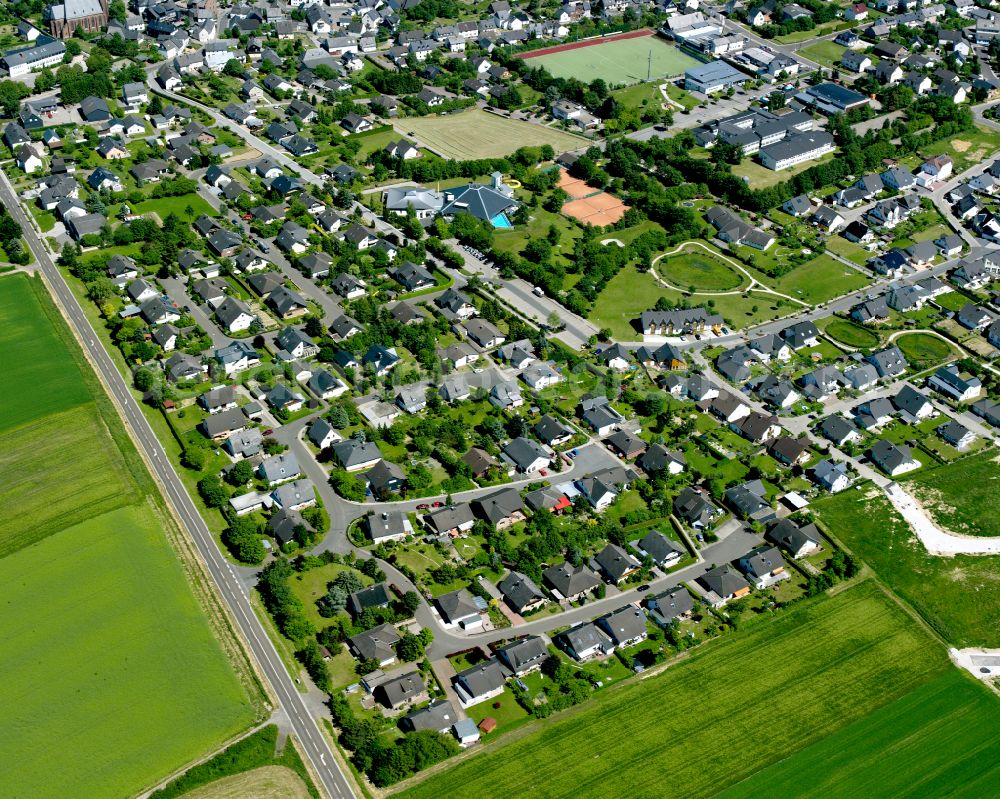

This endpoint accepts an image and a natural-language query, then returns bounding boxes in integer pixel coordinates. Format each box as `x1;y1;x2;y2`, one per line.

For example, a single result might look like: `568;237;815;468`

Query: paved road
0;171;356;799
446;240;599;348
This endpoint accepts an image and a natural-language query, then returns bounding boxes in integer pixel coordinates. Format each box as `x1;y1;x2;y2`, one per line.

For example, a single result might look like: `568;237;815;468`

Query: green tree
197;475;229;507
227;458;255;486
395;632;424;662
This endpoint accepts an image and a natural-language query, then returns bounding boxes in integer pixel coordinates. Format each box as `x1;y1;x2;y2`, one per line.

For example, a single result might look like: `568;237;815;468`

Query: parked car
416;503;429;510
432;501;444;508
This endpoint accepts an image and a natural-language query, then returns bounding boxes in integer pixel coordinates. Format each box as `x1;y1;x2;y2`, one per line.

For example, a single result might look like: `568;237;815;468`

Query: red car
416;503;429;510
264;428;274;436
539;469;548;476
432;501;444;508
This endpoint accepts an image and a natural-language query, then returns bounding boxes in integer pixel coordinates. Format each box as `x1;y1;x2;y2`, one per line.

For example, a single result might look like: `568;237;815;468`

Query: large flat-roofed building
684;60;748;94
1;38;66;77
800;82;869;115
759;130;835;171
45;0;108;38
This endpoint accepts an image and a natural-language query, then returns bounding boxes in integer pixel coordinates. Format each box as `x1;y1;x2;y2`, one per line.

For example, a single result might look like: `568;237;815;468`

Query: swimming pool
491;213;513;228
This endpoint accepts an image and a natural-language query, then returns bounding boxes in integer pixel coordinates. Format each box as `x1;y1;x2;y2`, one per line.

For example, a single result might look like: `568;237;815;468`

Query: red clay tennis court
562;192;630;225
557;169;592;201
558;167;630;225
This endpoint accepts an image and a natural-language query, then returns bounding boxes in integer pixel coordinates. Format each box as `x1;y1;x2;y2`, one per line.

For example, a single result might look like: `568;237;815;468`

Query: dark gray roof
497;571;544;611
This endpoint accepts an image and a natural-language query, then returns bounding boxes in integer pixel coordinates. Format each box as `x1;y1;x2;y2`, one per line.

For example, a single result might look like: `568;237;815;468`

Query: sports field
528;36;700;84
0;274;256;798
400;582;951;799
398;110;586;160
717;669;1000;799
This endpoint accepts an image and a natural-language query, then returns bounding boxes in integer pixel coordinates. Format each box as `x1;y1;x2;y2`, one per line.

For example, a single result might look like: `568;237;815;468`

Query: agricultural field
400;582;950;799
180;767;312;799
813;484;1000;647
0;274;257;799
397;110;586;160
717;670;1000;799
822;317;881;349
0;404;141;556
526;36;700;84
902;449;1000;538
0;274;91;431
894;332;957;369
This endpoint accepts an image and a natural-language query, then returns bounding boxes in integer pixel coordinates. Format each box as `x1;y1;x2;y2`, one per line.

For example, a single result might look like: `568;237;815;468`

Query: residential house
738;545;790;589
870;439;921;476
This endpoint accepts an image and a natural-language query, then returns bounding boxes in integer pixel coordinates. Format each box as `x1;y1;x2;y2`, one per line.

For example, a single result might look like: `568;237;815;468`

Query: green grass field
0;404;141;556
824;318;881;349
902;125;1000;174
398;110;586;160
658;248;746;291
765;256;870;305
0;274;256;798
133;192;216;221
717;669;1000;799
813;484;1000;647
589;264;791;340
902;449;1000;538
527;37;700;84
895;332;956;369
400;582;949;799
796;40;848;70
0;505;255;798
0;274;92;432
732;152;835;189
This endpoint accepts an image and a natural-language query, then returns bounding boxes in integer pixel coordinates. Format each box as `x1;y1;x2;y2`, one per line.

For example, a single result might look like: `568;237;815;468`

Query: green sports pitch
528;37;701;85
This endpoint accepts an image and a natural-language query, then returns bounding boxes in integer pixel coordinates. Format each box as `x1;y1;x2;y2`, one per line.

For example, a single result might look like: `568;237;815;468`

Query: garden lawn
288;562;374;630
134;192;217;221
717;669;1000;799
901;449;1000;538
397;110;586;160
813;484;1000;646
0;505;255;799
732;152;835;189
895;332;956;369
766;256;869;305
400;581;949;799
824;235;870;266
823;318;880;349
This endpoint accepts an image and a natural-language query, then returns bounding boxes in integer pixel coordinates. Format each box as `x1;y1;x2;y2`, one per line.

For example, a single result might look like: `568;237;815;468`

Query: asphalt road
0;172;355;799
